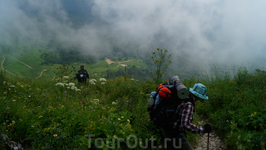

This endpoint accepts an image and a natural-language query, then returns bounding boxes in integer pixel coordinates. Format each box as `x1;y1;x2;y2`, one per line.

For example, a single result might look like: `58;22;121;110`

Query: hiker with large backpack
75;65;89;83
148;76;212;150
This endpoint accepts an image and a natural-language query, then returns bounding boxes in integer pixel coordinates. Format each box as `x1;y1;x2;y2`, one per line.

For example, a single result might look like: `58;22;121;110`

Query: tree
150;47;173;80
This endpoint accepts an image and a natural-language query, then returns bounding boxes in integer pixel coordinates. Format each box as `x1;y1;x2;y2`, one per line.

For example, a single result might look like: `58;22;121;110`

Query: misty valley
1;0;266;149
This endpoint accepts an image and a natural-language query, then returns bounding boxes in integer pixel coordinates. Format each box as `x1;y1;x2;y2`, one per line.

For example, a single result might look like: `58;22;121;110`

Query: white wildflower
93;99;99;102
127;119;130;122
112;102;116;105
74;87;81;91
118;118;121;120
89;79;97;82
67;87;70;89
89;79;97;85
31;125;34;128
71;86;75;90
69;82;75;86
130;78;134;81
13;100;16;102
121;116;124;118
55;83;64;87
99;78;107;82
101;82;106;85
9;85;15;87
63;76;69;79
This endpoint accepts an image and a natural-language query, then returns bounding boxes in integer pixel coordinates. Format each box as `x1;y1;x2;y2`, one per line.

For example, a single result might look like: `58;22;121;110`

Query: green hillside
0;46;148;79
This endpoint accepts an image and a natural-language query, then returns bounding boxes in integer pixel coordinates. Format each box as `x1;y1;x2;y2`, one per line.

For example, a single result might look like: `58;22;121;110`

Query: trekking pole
207;132;209;150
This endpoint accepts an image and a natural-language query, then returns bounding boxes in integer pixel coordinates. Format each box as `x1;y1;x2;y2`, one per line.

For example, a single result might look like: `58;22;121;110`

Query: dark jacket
78;69;89;78
76;69;89;83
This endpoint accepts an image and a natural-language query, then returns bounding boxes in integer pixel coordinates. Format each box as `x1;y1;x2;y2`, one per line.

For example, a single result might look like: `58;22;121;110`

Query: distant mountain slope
0;45;148;79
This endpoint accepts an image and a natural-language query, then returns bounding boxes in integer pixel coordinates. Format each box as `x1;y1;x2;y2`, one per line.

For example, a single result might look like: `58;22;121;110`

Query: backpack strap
152;90;159;108
153;84;165;106
170;95;194;124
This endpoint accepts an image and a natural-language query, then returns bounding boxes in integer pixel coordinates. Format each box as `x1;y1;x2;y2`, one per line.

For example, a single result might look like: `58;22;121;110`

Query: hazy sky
0;0;266;70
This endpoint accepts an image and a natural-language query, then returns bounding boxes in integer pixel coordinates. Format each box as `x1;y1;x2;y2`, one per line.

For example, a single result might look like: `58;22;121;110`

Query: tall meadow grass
2;65;265;149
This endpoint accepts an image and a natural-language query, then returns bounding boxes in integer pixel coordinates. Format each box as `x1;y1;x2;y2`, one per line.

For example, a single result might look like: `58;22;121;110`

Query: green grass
0;68;203;149
195;67;266;150
81;58;147;74
0;73;160;149
1;48;148;79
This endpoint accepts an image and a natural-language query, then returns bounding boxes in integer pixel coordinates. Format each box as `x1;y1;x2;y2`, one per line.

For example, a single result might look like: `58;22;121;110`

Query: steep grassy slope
1;47;148;79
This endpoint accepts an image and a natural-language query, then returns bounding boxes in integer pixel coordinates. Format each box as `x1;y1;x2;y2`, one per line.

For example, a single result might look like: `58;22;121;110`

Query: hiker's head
189;83;208;101
80;65;85;69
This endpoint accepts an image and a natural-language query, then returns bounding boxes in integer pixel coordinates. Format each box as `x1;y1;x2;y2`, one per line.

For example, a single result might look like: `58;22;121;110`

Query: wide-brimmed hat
189;83;208;100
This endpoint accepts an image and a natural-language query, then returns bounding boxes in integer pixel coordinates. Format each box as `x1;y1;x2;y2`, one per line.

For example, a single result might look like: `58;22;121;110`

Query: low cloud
1;0;266;72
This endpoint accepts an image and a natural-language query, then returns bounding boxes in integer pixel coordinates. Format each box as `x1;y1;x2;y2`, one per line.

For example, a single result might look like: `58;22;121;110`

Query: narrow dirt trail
194;132;227;150
36;69;47;78
1;57;5;70
10;56;33;69
1;56;47;78
194;121;227;150
1;57;22;77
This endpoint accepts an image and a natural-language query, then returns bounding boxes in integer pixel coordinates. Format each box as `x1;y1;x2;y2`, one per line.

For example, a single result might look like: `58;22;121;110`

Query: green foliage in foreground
3;66;266;150
196;68;266;150
0;70;199;149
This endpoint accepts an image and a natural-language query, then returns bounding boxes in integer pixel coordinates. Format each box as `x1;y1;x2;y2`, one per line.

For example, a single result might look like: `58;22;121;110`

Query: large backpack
148;82;191;128
77;70;89;82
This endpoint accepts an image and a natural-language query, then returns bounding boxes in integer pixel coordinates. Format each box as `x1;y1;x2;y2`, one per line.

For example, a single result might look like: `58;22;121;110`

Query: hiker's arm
85;70;89;78
181;103;205;134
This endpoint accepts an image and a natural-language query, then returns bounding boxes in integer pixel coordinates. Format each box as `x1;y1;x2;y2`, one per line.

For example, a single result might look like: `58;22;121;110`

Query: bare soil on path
1;56;47;78
105;58;133;68
194;121;227;150
36;69;48;78
10;56;34;69
1;57;22;77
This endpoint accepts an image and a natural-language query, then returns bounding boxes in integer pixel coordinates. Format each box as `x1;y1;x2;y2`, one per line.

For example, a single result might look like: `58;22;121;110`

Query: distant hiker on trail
75;65;89;83
148;76;212;150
